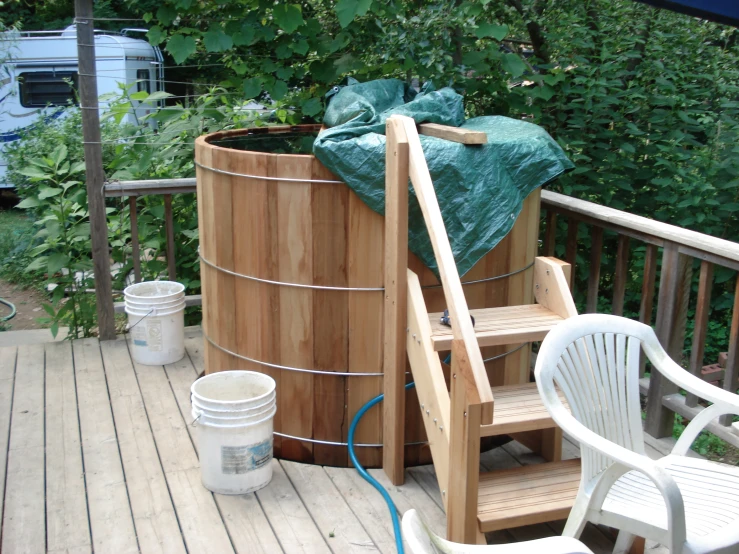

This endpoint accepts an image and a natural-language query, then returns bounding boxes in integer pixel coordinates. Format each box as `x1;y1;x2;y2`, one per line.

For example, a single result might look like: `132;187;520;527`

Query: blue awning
634;0;739;27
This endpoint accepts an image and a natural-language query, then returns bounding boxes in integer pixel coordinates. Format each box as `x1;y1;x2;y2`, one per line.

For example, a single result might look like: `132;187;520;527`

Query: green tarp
313;79;573;277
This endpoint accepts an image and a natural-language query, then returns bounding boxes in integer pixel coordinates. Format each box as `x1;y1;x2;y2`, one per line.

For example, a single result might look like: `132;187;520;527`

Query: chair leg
613;531;636;554
562;490;590;539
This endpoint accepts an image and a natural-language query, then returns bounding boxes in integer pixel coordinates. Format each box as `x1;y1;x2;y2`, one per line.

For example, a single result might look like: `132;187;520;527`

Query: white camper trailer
0;25;164;188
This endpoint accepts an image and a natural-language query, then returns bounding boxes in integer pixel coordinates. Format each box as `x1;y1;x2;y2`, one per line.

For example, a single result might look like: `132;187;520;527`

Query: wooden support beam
686;261;713;408
75;0;116;340
565;219;578;292
392;115;493;424
612;235;630;316
418;123;487;145
639;244;658;377
586;226;603;313
543;211;557;257
720;277;739;425
383;118;410;485
164;194;176;281
129;197;142;283
646;243;692;438
447;340;484;545
533;257;577;320
405;270;450;505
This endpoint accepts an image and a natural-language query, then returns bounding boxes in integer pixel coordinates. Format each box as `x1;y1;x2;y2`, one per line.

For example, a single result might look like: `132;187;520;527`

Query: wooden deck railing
103;179;739;447
103;178;198;311
542;190;739;445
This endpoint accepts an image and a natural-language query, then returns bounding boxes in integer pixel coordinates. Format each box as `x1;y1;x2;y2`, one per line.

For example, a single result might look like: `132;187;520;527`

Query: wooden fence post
646;242;692;438
383;118;409;485
75;0;116;340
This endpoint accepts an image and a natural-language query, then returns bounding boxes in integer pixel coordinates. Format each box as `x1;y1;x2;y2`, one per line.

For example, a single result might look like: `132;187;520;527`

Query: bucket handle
126;307;155;331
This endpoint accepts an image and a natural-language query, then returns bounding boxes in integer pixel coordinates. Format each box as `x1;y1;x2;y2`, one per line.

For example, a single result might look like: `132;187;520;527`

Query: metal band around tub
195;161;345;184
200;252;534;292
204;332;404;377
274;431;427;448
199;252;384;292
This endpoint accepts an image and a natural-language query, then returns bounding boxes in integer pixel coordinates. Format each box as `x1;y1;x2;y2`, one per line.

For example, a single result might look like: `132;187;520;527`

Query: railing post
686;261;713;408
565;218;579;291
646;242;692;438
383;118;409;485
447;340;483;545
543;210;557;257
129;196;142;283
164;194;176;281
720;278;739;426
639;244;659;377
586;226;603;313
612;235;630;316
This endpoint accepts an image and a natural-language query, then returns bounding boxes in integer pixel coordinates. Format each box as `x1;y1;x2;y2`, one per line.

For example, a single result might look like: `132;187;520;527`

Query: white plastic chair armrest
542;390;686;547
644;337;739;409
672;402;739;456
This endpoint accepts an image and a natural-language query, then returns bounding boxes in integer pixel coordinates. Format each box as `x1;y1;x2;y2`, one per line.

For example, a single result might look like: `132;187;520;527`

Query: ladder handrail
389;115;494;420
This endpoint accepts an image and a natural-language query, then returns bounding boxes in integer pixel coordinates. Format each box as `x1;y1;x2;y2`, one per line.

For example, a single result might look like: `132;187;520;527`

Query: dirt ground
0;279;49;331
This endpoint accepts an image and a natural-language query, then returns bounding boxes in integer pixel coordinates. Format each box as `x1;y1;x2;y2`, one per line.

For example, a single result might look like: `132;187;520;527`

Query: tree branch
506;0;550;64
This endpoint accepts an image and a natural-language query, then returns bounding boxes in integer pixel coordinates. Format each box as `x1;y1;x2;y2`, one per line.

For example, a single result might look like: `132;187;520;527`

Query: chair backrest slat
538;316;649;482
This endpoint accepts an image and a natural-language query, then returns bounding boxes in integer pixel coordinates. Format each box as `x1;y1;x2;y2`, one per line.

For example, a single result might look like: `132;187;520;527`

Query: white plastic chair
535;314;739;554
402;509;594;554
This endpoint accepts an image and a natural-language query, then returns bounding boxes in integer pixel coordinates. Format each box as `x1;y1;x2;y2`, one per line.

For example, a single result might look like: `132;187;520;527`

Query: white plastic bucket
124;280;186;366
125;297;186;311
191;371;276;494
124;280;185;302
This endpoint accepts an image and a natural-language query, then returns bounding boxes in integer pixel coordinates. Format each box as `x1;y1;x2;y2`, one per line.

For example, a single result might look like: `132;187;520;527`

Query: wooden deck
0;327;670;553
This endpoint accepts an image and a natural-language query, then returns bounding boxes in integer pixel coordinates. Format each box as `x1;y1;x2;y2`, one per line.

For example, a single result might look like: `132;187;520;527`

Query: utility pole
75;0;116;340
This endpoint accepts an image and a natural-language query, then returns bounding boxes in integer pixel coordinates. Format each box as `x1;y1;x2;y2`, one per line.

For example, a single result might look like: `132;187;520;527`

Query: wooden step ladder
381;115;581;544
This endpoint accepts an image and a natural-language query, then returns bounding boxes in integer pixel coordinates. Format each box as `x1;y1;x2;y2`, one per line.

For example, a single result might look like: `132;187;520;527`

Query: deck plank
174;338;283;552
368;467;447;538
73;337;139;554
2;344;45;554
130;346;235;554
100;338;187;554
45;341;92;554
324;466;407;554
255;460;331;554
0;346;17;533
164;345;282;554
281;460;378;553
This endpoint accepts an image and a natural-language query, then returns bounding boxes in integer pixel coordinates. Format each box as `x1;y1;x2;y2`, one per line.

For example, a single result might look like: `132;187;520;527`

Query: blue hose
348;382;415;554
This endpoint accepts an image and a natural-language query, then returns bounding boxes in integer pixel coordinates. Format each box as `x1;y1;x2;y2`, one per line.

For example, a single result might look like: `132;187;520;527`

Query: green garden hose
0;298;16;322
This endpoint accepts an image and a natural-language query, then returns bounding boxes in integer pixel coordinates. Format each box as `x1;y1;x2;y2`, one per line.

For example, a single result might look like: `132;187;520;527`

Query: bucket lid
191;370;276;406
124;280;185;300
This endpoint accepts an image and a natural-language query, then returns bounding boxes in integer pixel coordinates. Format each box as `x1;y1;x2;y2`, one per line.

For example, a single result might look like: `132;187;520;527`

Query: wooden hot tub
195;125;540;468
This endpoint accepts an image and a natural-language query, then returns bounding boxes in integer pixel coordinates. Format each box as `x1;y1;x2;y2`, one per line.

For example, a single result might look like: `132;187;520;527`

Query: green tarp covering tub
312;78;573;277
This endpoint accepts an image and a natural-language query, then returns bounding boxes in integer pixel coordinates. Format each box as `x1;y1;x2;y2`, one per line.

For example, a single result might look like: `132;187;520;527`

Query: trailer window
18;72;78;108
137;69;150;94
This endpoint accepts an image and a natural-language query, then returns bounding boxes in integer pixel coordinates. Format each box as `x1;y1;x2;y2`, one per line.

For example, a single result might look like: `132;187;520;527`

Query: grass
0;207;38;285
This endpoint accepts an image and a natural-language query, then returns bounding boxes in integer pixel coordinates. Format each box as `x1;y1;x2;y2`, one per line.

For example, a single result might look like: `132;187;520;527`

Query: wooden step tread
477;459;581;532
429;304;565;351
481;382;569;437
